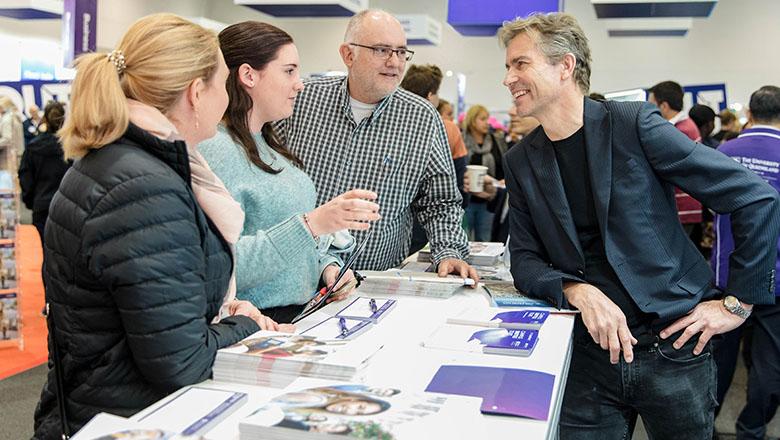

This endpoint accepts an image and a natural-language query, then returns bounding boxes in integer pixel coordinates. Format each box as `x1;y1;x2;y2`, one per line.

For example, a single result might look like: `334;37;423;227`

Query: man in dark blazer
499;13;780;439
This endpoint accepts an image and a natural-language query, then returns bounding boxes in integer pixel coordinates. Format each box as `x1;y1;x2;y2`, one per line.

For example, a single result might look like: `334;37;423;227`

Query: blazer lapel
527;129;584;260
584;98;613;242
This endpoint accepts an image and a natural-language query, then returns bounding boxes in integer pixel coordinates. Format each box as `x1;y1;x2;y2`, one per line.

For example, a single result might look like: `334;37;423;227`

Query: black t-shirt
552;127;654;339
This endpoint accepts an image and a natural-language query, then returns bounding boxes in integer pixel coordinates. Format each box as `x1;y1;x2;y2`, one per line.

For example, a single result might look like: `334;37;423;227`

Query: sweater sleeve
234;214;319;292
83;172;258;391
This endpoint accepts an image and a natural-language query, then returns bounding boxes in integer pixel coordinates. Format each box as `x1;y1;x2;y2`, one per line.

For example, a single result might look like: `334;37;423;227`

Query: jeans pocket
656;334;711;364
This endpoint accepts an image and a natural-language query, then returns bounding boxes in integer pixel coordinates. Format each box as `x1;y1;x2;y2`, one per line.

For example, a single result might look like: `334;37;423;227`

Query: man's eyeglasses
349;43;415;62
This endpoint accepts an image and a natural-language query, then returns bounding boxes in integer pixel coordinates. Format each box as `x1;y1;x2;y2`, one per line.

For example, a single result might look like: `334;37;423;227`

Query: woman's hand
306;189;380;236
321;265;357;303
226;300;282;331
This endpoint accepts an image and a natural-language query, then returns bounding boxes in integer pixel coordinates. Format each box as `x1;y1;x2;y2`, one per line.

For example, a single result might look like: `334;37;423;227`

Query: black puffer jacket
33;124;260;439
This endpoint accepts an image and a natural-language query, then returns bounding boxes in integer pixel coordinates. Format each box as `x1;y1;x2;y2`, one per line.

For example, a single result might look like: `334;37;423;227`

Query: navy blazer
504;98;780;320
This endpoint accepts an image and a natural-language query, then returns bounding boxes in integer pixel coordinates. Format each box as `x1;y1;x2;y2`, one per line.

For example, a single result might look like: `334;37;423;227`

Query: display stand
0;169;22;350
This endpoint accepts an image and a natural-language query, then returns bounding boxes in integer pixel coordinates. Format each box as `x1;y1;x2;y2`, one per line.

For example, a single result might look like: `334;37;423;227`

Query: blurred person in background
437;98;455;122
19;101;70;245
714;109;741;142
23;104;42;146
0;96;24;172
462;104;508;241
689;104;720;148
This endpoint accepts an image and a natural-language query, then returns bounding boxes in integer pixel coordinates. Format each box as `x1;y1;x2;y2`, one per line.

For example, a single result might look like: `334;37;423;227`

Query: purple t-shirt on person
712;125;780;296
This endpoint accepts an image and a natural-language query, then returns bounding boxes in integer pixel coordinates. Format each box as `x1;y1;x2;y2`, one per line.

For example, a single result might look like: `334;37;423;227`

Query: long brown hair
59;13;220;159
218;21;302;174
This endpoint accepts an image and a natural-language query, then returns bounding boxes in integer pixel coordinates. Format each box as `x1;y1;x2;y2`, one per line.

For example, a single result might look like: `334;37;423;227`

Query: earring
195;109;200;130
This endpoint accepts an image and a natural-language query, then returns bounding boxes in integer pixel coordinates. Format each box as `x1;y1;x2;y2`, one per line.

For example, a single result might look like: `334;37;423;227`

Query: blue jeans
736;303;780;440
464;202;494;242
560;320;717;439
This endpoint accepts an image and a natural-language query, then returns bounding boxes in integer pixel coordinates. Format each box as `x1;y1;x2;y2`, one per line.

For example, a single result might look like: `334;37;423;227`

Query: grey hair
344;9;394;42
498;12;592;94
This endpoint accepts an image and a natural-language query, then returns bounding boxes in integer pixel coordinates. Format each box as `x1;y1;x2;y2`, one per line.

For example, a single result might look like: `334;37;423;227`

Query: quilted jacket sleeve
81;172;258;391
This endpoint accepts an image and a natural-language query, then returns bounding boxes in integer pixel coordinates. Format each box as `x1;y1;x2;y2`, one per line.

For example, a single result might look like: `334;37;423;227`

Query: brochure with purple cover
425;365;555;421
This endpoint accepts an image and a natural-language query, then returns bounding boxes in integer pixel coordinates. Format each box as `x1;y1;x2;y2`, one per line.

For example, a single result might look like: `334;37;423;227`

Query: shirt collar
339;75;397;125
668;110;688;125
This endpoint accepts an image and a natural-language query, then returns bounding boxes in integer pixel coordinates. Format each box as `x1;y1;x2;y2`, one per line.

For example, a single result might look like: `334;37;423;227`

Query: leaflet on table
483;281;579;314
239;380;448;439
425;365;556;421
71;412;192;439
422;323;539;357
135;386;247;437
447;308;549;330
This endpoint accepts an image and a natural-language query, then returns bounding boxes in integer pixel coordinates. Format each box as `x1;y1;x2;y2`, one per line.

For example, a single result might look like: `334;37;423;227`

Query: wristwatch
723;295;752;319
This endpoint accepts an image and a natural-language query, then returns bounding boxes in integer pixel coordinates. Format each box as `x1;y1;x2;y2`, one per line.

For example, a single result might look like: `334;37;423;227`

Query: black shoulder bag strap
46;302;71;439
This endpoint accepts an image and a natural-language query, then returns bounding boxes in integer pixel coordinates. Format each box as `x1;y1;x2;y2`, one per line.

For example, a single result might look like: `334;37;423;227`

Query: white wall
1;0;777;111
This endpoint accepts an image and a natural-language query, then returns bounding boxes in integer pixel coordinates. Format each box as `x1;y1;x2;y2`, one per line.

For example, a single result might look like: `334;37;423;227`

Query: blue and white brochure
423;324;540;357
335;296;397;323
447;308;549;330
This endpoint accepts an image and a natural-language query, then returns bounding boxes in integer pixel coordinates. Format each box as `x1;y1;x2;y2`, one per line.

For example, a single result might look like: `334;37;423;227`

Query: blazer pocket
676;260;713;296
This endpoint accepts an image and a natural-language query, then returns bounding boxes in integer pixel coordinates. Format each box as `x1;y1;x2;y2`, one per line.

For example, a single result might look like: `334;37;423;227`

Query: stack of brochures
238;381;448;439
417;241;505;266
357;270;474;299
213;331;385;386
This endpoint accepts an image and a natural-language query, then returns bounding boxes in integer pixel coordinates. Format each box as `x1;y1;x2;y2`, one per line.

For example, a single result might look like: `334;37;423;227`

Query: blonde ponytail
58;13;220;160
59;52;129;159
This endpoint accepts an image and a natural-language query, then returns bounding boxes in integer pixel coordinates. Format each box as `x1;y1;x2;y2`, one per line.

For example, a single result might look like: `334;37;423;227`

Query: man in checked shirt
277;9;478;281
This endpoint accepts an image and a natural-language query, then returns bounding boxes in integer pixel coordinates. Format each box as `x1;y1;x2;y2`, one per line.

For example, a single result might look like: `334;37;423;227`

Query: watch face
724;296;738;309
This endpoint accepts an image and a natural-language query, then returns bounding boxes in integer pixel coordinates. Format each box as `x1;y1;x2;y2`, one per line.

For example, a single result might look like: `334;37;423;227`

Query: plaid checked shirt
276;76;469;270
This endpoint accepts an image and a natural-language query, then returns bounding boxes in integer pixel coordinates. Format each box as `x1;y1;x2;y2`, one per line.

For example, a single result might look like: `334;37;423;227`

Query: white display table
131;286;574;440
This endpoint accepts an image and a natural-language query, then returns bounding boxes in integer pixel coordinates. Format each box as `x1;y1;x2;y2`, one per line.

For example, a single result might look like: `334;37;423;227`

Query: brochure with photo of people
239;383;448;439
